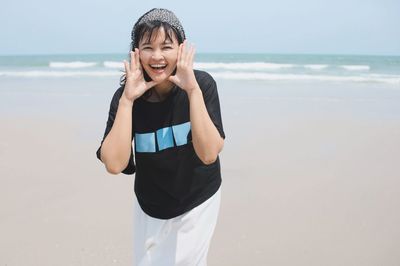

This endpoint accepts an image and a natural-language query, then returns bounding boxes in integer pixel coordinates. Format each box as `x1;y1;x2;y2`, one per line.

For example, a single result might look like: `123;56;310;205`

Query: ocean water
0;53;399;85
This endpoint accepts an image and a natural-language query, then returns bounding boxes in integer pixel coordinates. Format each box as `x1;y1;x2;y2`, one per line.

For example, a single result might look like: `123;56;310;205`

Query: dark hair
119;21;184;99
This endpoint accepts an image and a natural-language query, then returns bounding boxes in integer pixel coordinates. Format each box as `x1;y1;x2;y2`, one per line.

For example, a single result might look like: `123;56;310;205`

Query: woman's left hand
168;40;199;94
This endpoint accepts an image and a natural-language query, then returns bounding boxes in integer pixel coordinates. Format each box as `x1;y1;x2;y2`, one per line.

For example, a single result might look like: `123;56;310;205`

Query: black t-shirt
96;69;225;219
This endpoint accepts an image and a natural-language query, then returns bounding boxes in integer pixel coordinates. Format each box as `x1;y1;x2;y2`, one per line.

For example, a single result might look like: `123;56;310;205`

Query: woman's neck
152;80;175;101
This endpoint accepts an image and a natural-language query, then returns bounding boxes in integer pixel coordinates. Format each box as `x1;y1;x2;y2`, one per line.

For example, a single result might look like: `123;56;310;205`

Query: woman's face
138;27;179;85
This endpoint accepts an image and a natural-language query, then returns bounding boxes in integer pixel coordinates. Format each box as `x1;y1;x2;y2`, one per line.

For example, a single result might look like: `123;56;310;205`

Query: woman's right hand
122;48;157;102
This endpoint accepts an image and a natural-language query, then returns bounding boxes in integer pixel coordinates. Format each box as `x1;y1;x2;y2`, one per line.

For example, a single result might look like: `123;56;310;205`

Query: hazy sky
1;0;399;55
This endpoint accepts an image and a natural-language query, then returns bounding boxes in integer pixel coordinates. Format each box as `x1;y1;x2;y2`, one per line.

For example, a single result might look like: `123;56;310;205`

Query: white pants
133;187;222;266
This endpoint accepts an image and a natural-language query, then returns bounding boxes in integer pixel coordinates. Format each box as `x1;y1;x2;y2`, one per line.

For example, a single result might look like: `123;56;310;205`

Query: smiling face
138;27;179;88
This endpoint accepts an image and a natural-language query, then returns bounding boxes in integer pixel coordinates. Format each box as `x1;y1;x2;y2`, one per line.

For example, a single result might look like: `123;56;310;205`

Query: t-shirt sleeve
201;74;226;140
95;87;136;175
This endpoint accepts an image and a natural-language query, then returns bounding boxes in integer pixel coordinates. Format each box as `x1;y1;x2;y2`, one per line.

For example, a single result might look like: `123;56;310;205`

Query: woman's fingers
188;44;195;66
130;51;136;72
124;60;130;77
126;49;143;78
181;40;188;63
177;42;183;64
135;48;142;70
179;40;195;66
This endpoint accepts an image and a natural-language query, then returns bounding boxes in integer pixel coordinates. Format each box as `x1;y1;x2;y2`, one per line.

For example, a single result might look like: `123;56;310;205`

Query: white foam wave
49;61;98;68
1;70;399;84
194;62;295;70
210;72;400;84
340;65;370;71
304;64;328;70
104;61;124;68
0;70;120;77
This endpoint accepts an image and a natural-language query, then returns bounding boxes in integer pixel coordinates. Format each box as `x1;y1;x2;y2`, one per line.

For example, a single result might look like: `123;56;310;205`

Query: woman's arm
100;96;134;174
99;49;156;174
167;41;224;164
187;85;224;165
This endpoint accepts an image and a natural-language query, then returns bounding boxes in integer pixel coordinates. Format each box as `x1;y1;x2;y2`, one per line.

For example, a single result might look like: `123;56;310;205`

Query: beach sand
1;77;400;265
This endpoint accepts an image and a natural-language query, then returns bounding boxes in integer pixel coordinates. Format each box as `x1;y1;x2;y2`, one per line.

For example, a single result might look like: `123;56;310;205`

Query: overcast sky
1;0;399;55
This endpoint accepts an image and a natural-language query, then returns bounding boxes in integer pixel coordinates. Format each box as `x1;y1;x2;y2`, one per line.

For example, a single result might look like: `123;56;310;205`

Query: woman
96;8;226;265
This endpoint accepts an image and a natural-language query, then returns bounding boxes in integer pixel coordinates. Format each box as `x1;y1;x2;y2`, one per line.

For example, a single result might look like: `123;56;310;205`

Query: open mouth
150;64;167;70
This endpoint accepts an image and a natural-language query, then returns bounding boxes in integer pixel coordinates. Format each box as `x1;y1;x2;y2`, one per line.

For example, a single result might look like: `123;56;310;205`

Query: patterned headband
131;8;186;49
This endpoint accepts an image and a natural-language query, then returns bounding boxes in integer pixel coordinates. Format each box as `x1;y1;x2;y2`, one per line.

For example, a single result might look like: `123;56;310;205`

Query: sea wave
45;61;372;73
303;64;329;70
1;70;399;84
340;65;370;71
103;61;124;68
210;72;400;84
0;70;120;77
49;61;98;68
194;62;295;70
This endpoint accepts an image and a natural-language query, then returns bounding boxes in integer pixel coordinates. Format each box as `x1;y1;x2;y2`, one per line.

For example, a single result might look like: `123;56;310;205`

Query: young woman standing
96;8;226;265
